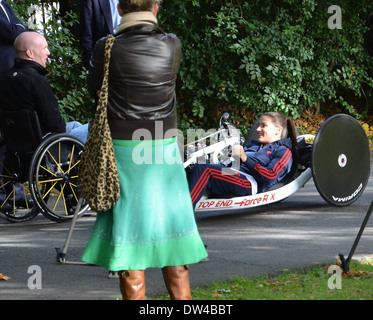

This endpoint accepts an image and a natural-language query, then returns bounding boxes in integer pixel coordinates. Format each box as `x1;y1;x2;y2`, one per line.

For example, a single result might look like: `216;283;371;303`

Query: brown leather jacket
87;23;181;140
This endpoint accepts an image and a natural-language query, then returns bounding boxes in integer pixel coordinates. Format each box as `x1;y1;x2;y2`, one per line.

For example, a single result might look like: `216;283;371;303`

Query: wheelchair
0;109;89;223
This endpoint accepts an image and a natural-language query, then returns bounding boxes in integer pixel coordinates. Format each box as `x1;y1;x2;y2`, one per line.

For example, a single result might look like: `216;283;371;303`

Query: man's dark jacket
0;59;66;135
80;0;114;69
0;0;26;74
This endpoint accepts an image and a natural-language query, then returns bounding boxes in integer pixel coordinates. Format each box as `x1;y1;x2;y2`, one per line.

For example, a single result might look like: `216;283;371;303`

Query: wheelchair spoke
22;192;30;210
0;174;14;179
0;160;12;176
0;188;16;215
37;176;63;184
41;181;58;200
0;179;12;189
47;149;65;175
66;159;80;174
59;142;61;166
39;164;58;177
69;182;79;203
52;183;67;213
66;144;75;173
1;188;14;205
61;185;69;216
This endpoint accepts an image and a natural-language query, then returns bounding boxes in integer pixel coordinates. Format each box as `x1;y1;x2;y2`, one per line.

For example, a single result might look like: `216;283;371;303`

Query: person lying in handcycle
188;112;298;208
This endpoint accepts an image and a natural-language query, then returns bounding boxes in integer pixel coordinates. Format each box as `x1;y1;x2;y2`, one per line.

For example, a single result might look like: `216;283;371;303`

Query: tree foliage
159;0;373;132
8;0;373;133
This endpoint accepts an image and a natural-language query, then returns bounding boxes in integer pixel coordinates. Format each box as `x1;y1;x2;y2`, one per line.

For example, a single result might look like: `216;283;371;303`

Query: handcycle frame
183;118;313;213
186;113;370;212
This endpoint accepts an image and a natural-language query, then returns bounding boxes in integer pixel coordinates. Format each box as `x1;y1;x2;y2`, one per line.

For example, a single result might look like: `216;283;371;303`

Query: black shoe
15;197;34;209
108;271;119;279
0;202;13;213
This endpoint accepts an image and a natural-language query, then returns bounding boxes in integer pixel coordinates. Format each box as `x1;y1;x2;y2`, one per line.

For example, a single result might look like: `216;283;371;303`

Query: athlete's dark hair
260;112;298;152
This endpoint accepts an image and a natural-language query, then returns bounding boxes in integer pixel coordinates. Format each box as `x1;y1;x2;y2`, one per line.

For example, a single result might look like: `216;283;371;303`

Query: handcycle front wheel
29;134;89;222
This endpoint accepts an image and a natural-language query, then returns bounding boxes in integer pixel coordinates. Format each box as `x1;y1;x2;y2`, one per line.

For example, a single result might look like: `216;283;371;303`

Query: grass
160;255;373;300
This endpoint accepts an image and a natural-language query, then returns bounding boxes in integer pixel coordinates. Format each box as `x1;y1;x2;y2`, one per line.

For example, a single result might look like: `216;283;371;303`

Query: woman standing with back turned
81;0;207;300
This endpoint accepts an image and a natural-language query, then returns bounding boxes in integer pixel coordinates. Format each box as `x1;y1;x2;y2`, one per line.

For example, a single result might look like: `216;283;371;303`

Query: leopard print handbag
79;35;120;212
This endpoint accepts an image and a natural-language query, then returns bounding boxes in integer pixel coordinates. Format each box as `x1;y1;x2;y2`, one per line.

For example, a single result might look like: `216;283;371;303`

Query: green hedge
10;0;373;133
159;0;373;132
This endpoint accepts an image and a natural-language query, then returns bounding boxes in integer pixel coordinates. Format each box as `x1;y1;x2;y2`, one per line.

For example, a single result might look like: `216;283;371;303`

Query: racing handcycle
184;112;370;213
54;111;371;265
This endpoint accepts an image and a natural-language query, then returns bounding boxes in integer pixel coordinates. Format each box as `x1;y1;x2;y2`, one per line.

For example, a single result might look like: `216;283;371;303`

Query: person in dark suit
0;0;27;74
80;0;121;69
0;1;27;211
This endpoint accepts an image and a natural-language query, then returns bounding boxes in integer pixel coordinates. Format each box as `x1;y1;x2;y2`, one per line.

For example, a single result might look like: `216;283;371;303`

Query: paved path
0;168;372;300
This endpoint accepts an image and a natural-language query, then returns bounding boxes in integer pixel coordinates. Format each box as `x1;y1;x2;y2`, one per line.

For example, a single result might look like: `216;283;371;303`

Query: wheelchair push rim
312;114;370;207
29;134;89;222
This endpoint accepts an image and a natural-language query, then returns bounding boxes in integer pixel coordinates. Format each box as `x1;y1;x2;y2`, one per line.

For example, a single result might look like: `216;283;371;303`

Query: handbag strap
97;34;115;114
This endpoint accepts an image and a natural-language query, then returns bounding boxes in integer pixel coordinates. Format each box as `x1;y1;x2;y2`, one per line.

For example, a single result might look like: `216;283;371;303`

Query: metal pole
339;198;373;274
55;197;82;263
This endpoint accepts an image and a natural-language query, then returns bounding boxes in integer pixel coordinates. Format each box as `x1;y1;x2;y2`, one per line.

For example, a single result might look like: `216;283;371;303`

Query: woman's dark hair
119;0;157;14
260;112;298;152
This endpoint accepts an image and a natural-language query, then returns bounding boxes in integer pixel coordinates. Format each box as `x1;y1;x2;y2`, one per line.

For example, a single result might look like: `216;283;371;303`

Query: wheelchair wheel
29;134;89;222
0;161;39;222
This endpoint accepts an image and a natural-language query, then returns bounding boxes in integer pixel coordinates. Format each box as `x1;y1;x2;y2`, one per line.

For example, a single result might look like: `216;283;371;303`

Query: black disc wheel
312;114;370;206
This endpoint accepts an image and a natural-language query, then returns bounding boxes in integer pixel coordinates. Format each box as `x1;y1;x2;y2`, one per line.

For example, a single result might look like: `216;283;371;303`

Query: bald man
14;31;50;68
0;31;88;142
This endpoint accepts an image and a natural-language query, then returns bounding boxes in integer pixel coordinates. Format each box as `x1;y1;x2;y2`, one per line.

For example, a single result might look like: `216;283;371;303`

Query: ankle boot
119;270;145;300
162;265;192;300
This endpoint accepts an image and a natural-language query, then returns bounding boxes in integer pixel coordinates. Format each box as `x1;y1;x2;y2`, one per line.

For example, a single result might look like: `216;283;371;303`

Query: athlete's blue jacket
188;138;294;207
239;138;293;192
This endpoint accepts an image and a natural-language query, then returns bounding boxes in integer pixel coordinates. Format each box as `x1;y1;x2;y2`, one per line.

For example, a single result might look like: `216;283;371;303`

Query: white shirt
109;0;121;32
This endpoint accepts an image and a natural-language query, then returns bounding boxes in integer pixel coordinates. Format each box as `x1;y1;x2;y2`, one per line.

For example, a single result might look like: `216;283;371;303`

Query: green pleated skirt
81;137;207;271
